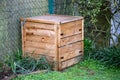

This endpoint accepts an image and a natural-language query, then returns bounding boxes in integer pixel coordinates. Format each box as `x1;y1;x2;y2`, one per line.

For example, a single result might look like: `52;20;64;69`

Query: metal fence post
48;0;54;14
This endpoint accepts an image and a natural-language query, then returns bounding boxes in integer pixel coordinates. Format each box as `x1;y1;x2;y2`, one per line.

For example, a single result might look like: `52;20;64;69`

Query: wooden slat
59;33;82;47
60;21;75;38
59;55;83;70
59;41;82;53
59;41;83;61
59;50;83;62
24;22;54;31
26;35;55;44
25;28;55;37
24;47;55;57
20;18;58;24
25;41;55;50
24;52;54;62
60;20;82;38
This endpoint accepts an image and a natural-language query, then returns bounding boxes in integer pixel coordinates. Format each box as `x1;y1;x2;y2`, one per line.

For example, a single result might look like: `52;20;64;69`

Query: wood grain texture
59;41;83;61
59;55;83;70
25;53;54;62
24;22;54;31
75;20;82;34
54;24;59;70
21;22;26;57
59;33;82;47
26;35;55;44
21;14;83;24
82;19;84;54
24;47;55;57
25;28;55;37
60;21;76;38
59;20;82;38
25;41;55;50
21;15;84;70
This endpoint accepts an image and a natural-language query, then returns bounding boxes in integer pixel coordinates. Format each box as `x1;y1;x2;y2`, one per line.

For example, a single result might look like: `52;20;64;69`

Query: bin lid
20;14;83;24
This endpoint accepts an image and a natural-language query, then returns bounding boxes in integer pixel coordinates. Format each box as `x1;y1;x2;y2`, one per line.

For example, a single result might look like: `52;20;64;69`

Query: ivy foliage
72;0;112;47
74;0;103;25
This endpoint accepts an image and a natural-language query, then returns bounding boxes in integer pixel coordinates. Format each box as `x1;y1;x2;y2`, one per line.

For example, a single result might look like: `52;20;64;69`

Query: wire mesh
0;0;48;60
54;0;75;15
0;0;119;61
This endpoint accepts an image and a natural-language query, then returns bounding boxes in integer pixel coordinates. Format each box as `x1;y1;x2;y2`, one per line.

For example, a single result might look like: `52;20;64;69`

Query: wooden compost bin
21;15;84;70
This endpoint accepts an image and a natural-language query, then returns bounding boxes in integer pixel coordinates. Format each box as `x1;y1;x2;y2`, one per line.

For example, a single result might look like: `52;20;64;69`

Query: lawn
13;59;120;80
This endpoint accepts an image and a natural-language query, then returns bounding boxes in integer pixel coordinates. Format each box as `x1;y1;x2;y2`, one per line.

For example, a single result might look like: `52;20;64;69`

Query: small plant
90;46;120;68
84;38;95;59
4;50;51;74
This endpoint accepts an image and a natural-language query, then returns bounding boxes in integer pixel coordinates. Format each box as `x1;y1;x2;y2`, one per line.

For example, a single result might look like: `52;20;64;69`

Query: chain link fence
54;0;74;15
0;0;77;60
0;0;119;60
0;0;48;60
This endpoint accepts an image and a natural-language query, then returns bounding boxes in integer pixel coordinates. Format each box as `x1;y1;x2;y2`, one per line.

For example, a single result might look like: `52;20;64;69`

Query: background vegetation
74;0;112;47
0;0;120;79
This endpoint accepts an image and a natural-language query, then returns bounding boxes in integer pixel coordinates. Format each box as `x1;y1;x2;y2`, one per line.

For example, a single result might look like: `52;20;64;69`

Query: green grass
13;59;120;80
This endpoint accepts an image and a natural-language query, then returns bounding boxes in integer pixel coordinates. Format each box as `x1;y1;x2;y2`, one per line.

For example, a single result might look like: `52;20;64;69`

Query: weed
4;50;51;74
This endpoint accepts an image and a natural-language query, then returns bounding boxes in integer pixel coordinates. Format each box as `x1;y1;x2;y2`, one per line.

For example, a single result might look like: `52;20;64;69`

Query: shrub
90;46;120;68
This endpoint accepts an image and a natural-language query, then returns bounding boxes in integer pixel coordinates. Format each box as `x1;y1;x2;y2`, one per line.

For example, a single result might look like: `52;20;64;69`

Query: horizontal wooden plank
59;41;82;53
25;28;55;37
25;41;55;50
59;33;82;47
24;22;54;31
59;50;83;62
26;35;55;44
59;55;83;70
24;47;55;57
60;20;82;38
60;21;75;38
24;52;55;62
59;41;83;61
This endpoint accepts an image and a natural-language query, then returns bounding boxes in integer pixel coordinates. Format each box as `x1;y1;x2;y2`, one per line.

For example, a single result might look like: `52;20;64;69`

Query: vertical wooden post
54;24;59;70
21;22;26;57
82;19;84;55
